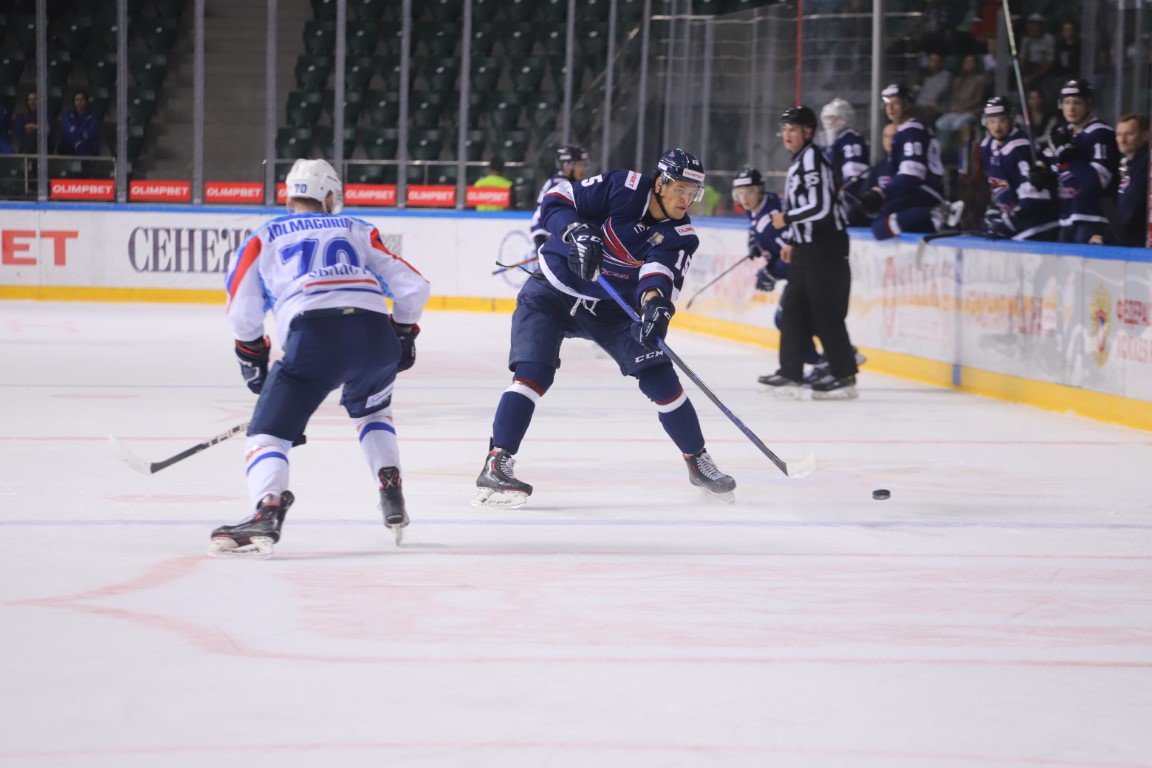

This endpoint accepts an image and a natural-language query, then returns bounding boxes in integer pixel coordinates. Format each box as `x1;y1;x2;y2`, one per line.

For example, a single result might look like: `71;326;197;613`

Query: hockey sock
355;408;400;481
491;362;555;454
637;366;705;455
245;433;292;504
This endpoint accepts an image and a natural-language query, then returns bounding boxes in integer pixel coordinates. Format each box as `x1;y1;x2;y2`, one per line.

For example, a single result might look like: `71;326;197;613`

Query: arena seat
361;126;399;159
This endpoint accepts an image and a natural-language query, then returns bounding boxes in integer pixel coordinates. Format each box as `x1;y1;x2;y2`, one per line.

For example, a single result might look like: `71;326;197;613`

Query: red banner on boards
50;179;115;201
204;182;263;204
129;181;191;202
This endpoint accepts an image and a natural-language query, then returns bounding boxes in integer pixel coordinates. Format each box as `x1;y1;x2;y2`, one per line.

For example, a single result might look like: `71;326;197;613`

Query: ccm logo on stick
1;230;78;266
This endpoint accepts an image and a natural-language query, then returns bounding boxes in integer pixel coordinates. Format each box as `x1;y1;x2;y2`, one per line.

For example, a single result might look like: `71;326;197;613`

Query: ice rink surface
1;301;1150;768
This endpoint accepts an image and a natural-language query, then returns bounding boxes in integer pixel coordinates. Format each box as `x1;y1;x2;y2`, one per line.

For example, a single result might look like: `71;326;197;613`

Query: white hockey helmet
284;158;343;213
820;97;855;134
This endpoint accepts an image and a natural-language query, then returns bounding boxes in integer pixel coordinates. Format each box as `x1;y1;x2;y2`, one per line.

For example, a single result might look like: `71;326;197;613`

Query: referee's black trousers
778;229;858;381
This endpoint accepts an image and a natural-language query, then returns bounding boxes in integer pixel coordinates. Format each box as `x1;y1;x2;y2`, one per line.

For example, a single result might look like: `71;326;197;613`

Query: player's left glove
632;294;675;350
858;187;886;218
392;320;420;372
562;223;604;281
235;336;270;395
754;266;777;292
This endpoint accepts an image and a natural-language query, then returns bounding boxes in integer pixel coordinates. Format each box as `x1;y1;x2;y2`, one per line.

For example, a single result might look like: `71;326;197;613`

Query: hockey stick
684;256;754;309
491;256;539;275
596;276;815;479
109;421;250;475
914;228;980;264
1001;0;1040;165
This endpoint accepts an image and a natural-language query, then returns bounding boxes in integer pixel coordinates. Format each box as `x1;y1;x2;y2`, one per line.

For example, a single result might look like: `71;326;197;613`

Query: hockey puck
872;489;891;501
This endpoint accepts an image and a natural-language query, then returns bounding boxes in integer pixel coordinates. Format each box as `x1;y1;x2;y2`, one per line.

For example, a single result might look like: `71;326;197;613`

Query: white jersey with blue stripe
225;211;430;343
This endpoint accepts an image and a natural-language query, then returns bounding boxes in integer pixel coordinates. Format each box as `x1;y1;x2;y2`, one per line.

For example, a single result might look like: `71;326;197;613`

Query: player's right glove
1048;126;1076;164
1028;162;1058;192
562;222;604;281
235;336;270;395
632;294;675;350
858;187;886;218
754;266;777;292
392;320;420;372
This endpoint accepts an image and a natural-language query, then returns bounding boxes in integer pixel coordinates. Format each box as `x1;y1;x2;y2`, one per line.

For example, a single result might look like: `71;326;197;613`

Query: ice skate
685;450;736;502
208;491;295;559
811;374;858;400
472;447;533;509
378;466;408;545
758;372;803;399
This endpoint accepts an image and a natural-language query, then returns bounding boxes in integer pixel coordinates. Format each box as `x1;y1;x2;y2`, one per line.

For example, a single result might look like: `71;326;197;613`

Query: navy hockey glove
754;266;777;293
632;295;675;350
393;320;420;372
1028;162;1058;192
563;223;604;281
1048;126;1076;164
235;336;270;395
858;187;886;218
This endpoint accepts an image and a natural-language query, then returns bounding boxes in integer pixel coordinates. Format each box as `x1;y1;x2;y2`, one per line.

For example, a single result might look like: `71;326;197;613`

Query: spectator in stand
57;89;100;157
1026;86;1062;148
936;54;988;134
1054;21;1081;80
1019;14;1056;91
13;91;52;154
1029;79;1119;244
0;102;14;153
916;52;953;124
980;97;1060;241
474;156;513;211
1090;113;1148;247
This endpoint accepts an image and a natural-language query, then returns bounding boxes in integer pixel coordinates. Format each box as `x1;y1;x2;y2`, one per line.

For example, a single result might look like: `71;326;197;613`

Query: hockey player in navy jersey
820;98;872;226
1029;79;1120;244
857;83;963;240
212;159;430;558
530;144;589;249
473;148;737;508
979;97;1060;241
731;166;788;291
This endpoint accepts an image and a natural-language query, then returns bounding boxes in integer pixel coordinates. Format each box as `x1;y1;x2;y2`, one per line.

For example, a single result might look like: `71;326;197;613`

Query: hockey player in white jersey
210;159;430;558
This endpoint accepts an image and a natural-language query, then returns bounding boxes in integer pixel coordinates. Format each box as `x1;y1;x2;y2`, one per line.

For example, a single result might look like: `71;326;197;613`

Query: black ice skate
208;491;295;559
472;447;533;509
811;374;858;400
684;450;736;502
378;466;408;546
758;372;803;399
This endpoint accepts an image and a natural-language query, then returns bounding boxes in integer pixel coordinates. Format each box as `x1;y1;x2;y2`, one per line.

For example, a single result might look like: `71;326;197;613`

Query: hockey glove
632;295;675;350
858;187;886;218
393;320;420;372
563;223;604;281
235;336;271;395
1028;162;1058;192
754;266;777;293
1048;126;1076;164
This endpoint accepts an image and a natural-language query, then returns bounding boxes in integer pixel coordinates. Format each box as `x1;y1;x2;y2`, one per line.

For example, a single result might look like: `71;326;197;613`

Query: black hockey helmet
1058;78;1095;106
556;144;588;167
732;166;764;190
881;82;915;104
779;105;818;130
654;147;706;201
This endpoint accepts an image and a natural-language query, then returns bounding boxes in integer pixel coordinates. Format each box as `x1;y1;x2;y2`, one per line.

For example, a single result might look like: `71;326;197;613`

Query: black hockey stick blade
596;277;814;479
492;256;539;275
109;421;250;475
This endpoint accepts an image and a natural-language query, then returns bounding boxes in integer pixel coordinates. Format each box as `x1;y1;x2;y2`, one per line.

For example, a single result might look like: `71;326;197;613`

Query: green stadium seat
526;94;560;133
364;89;399;126
361;126;399;159
347;21;377;56
539;0;568;23
408;128;444;160
503;24;534;59
150;0;186;17
417;22;459;59
127;88;158;126
500;0;535;24
296;55;332;89
0;54;26;88
46;50;74;87
285;90;323;128
464;129;486;161
348;0;390;22
126;122;147;161
427;0;463;22
580;23;609;70
312;0;336;19
52;15;93;56
87;85;111;119
493;130;529;163
487;92;522;132
130;53;167;90
469;22;498;58
511;56;545;92
410;93;445;130
322;88;365;125
85;52;117;88
509;166;536;209
470;57;502;93
425;60;457;92
346;162;387;184
579;0;611;23
0;156;28;198
141;17;179;52
430;165;457;185
13;16;38;56
344;56;376;91
303;20;336;55
276;127;313;160
311;124;356;158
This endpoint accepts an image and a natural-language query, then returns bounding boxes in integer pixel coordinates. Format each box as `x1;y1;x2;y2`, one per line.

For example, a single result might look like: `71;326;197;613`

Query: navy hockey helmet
881;83;915;104
1058;78;1095;106
556;144;589;167
982;96;1011;118
779;105;818;130
654;147;706;201
732;166;764;190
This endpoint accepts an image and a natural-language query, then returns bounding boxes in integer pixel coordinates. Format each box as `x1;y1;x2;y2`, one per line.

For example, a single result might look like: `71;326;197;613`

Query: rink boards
1;202;1150;430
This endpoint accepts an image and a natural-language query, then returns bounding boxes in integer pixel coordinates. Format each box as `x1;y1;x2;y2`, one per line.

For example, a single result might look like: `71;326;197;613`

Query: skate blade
388;523;406;546
207;536;274;560
697;487;736;504
811;386;858;401
770;387;803;400
471;487;528;509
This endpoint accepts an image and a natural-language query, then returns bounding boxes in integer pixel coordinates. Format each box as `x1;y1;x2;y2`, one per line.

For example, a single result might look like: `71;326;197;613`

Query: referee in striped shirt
761;105;859;400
